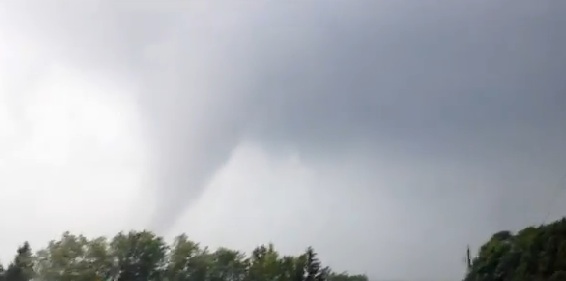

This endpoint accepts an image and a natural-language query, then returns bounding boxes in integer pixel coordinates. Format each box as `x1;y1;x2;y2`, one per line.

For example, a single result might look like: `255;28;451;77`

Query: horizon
0;1;565;280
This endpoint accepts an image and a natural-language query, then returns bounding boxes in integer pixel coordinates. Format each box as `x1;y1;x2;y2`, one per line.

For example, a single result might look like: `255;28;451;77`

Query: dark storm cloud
239;0;566;241
4;0;566;279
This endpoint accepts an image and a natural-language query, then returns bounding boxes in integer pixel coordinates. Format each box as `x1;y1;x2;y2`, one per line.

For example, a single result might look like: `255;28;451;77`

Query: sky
0;0;565;280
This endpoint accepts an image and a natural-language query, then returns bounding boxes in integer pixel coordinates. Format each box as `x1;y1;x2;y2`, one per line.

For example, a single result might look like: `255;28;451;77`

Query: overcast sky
0;1;565;280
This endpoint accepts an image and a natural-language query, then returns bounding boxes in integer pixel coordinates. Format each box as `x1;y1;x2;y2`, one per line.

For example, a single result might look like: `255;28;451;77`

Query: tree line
0;230;368;281
464;217;566;281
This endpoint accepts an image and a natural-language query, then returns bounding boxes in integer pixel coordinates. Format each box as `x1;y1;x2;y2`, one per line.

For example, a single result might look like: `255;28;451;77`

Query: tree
5;242;34;281
278;256;297;281
0;230;365;281
34;232;94;281
85;236;116;280
292;254;307;281
167;234;201;281
464;218;566;281
209;247;247;281
111;230;168;281
304;247;324;281
0;263;6;281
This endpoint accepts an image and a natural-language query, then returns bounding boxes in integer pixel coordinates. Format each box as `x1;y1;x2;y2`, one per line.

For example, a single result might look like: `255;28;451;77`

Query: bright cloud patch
169;142;318;254
0;64;149;261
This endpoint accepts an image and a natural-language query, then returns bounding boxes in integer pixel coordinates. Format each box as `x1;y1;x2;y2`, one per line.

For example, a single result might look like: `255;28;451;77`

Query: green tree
34;232;96;281
304;247;323;281
3;230;366;281
246;244;288;281
85;236;116;280
167;234;202;281
465;218;566;281
166;234;215;281
5;242;34;281
111;230;168;281
209;247;247;281
292;255;307;281
278;256;297;281
35;233;116;281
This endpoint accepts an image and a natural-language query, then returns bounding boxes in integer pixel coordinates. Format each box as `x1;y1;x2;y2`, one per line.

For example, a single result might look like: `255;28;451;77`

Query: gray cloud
2;0;566;280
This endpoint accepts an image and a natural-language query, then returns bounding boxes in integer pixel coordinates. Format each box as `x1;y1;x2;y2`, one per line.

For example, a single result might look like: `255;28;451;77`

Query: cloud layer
1;1;565;280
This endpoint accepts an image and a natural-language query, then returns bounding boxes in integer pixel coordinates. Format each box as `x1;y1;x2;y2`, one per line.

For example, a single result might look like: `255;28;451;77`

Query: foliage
4;242;34;281
465;218;566;281
0;230;367;281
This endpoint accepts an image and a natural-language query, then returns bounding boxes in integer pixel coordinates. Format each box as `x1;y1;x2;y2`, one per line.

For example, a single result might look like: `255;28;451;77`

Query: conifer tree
304;247;324;281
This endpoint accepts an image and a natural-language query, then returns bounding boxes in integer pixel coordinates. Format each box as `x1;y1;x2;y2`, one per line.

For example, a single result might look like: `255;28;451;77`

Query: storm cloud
1;0;565;280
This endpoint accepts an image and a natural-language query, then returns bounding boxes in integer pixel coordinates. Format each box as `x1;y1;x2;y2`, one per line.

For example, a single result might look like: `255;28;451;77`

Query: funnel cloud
1;1;565;280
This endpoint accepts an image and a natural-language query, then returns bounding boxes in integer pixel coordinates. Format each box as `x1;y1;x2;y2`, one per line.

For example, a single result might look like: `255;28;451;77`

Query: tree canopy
0;230;367;281
465;218;566;281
